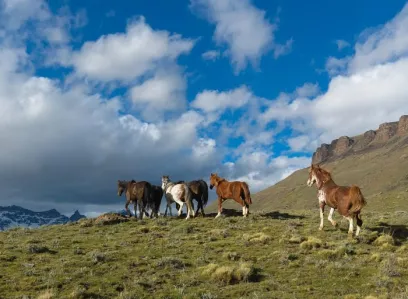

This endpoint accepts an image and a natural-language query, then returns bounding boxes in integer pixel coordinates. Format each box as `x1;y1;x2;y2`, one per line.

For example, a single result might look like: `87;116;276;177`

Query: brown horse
306;164;367;236
117;180;151;219
175;179;209;217
209;173;252;218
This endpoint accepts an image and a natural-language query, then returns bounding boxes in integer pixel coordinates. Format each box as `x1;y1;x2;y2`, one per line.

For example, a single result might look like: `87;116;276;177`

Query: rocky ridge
312;115;408;164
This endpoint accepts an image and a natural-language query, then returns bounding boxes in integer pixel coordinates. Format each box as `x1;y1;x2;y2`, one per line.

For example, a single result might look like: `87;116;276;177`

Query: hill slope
208;116;408;213
1;210;407;298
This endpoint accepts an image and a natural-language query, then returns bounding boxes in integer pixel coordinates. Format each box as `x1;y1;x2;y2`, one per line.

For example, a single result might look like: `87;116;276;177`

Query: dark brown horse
209;173;252;218
117;180;151;219
148;184;163;218
175;179;209;217
306;164;367;237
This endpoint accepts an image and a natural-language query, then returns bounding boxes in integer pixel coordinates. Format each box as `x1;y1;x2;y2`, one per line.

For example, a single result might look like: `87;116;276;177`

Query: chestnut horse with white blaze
209;173;252;218
306;164;367;237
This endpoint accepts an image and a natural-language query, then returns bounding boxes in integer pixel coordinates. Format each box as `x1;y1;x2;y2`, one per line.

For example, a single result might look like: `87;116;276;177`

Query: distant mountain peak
69;210;86;222
0;205;85;231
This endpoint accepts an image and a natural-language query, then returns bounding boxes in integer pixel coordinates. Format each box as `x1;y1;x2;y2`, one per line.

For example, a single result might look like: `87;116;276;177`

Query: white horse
161;176;195;220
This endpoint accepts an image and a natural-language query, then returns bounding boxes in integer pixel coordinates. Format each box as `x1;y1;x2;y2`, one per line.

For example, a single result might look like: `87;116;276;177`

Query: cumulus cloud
263;3;408;150
71;16;195;82
191;85;252;113
189;0;292;73
129;68;187;121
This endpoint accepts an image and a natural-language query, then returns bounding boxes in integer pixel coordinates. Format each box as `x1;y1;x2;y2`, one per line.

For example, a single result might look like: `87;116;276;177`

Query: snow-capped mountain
0;205;86;231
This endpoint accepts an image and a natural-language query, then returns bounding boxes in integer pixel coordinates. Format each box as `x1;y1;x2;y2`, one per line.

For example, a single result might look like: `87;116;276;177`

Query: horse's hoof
318;227;323;231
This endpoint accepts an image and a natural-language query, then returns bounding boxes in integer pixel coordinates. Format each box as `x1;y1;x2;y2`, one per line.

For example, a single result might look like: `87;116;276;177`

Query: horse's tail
184;183;194;215
349;185;367;213
143;182;151;211
200;180;209;207
242;182;252;205
157;186;163;212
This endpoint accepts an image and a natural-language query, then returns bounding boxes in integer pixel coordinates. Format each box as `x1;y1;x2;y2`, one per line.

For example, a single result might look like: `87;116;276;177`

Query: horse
161;176;195;220
175;179;209;217
306;164;367;237
209;173;252;218
117;180;151;219
148;184;163;218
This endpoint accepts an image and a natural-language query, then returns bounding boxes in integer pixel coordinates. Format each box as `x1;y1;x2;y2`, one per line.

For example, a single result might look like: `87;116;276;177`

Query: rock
94;213;129;225
373;122;398;143
312;144;330;164
311;115;408;164
332;136;354;156
397;115;408;136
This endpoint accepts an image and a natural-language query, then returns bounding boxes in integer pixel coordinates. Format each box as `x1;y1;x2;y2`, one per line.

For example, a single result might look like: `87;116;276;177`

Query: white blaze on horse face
307;172;317;187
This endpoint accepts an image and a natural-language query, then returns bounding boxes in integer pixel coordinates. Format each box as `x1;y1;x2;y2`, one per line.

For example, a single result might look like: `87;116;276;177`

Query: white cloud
335;39;350;51
190;0;292;73
202;49;220;60
129;68;187;121
348;3;408;73
191;85;252;113
71;16;195;82
295;82;320;98
287;135;310;152
263;3;408;150
221;154;310;193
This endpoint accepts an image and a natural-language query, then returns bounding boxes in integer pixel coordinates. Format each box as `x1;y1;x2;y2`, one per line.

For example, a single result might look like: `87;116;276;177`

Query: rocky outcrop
372;122;398;143
397;115;408;136
312;115;408;164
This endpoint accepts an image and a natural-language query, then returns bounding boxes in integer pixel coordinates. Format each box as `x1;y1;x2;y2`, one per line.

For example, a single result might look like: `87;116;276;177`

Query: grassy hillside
1;210;408;298
208;135;408;214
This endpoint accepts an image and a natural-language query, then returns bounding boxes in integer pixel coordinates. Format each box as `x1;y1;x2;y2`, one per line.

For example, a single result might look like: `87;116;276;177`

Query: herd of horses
117;164;367;237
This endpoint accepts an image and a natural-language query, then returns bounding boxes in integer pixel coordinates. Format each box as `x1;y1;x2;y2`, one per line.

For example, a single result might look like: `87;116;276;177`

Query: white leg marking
347;217;354;235
215;212;221;219
356;225;361;236
319;207;324;230
328;208;336;226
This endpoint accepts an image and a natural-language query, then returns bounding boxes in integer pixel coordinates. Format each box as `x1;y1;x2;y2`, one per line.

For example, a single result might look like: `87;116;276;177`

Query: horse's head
117;180;126;196
209;173;219;190
161;175;170;190
307;164;331;189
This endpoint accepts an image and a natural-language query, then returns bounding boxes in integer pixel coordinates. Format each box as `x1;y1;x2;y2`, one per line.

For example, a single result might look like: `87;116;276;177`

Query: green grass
1;210;408;299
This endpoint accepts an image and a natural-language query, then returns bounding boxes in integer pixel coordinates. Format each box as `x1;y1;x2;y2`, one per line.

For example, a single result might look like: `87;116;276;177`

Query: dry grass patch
200;262;258;285
242;232;271;244
37;289;57;299
373;234;395;246
300;236;323;250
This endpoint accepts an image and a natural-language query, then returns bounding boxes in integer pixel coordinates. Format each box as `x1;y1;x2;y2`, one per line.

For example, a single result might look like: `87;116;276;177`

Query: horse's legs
355;211;363;236
133;202;138;219
125;200;132;218
319;202;325;230
215;197;223;218
328;207;337;226
137;200;144;220
185;199;195;220
346;216;354;235
177;203;184;217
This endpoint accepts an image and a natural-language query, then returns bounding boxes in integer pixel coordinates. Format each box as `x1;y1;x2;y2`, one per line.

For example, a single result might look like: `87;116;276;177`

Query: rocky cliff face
312;115;408;164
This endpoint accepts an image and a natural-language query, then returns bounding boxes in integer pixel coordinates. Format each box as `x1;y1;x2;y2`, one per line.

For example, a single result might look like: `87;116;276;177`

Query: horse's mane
315;166;332;183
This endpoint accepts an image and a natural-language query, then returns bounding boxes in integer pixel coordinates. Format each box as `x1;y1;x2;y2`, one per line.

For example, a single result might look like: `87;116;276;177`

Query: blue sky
1;0;408;216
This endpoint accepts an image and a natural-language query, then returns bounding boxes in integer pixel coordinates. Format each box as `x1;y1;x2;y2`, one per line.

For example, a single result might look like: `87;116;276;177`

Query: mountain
207;115;408;213
0;205;86;231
